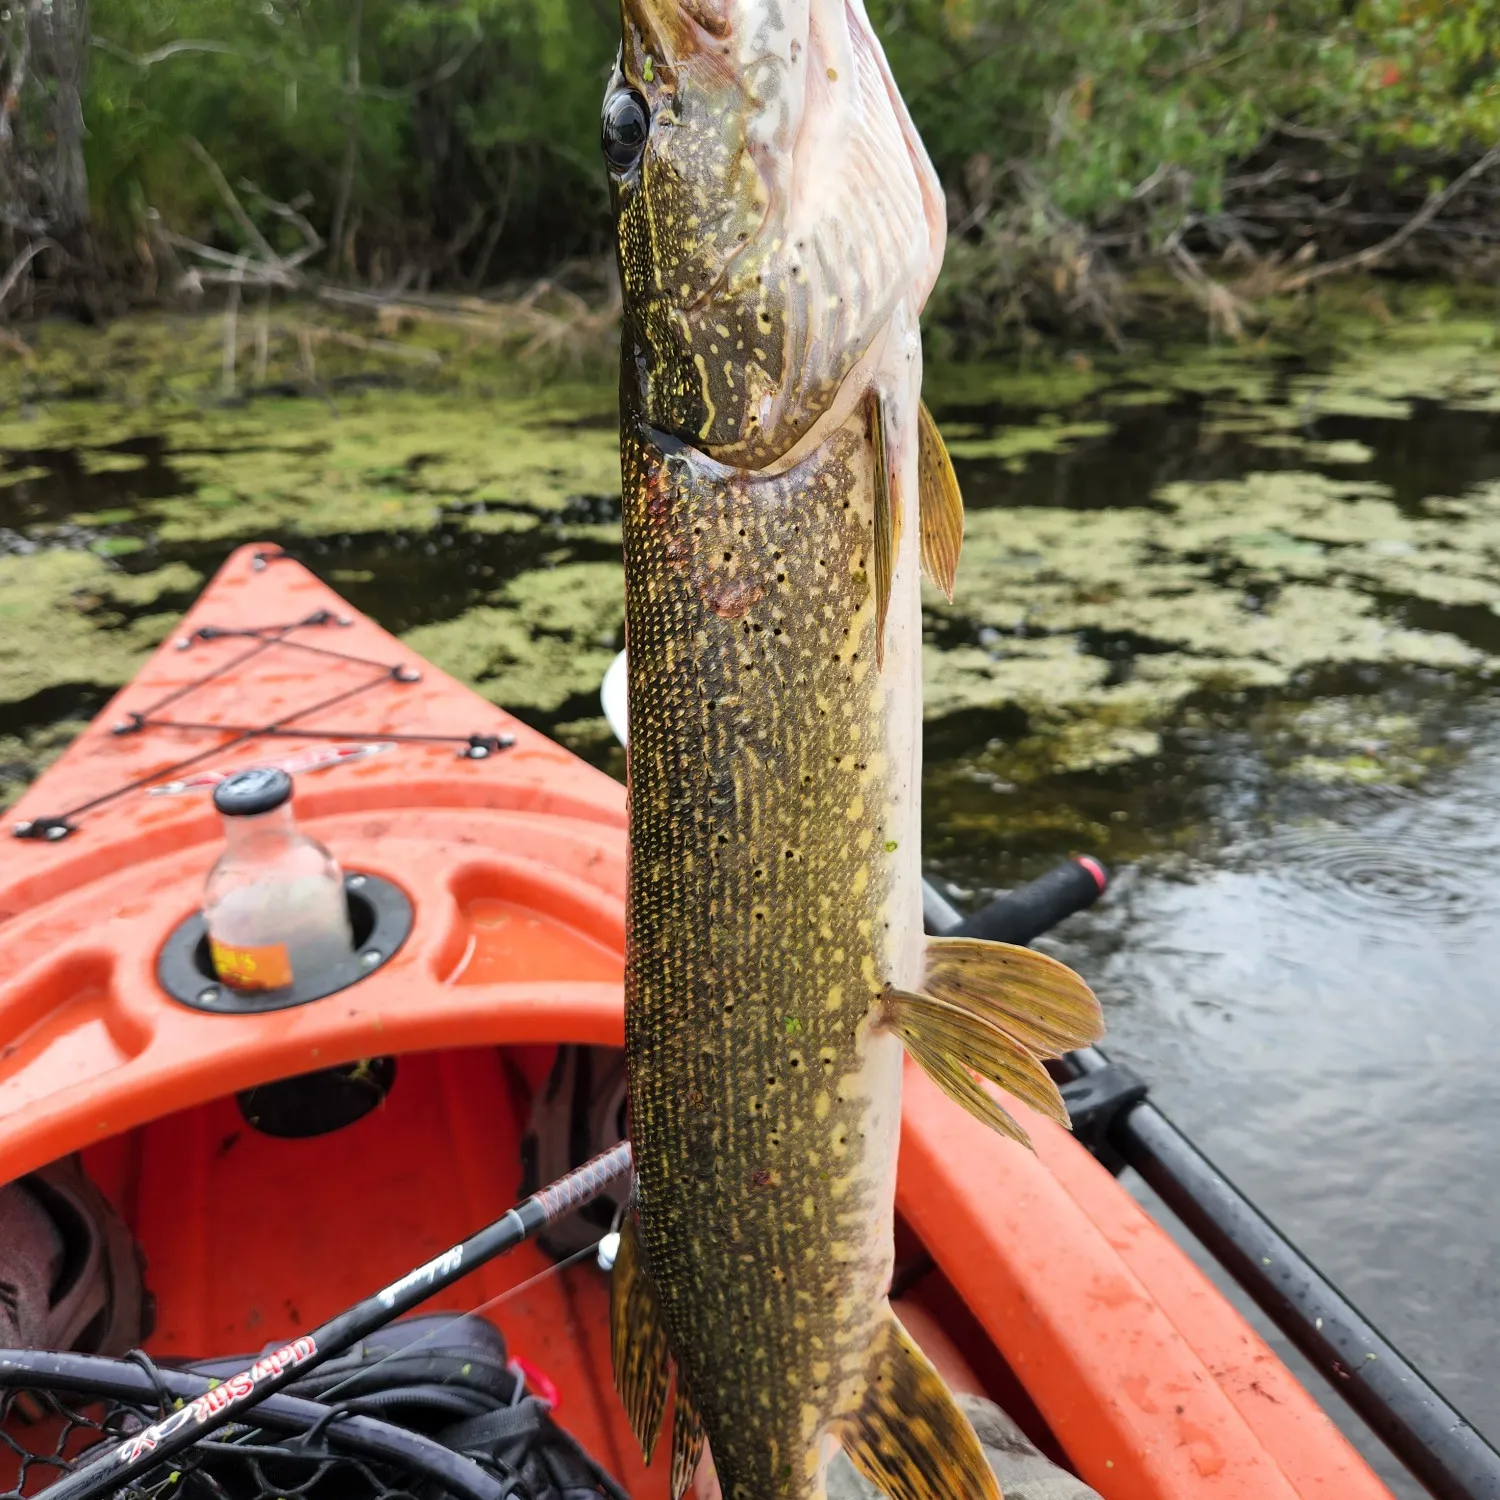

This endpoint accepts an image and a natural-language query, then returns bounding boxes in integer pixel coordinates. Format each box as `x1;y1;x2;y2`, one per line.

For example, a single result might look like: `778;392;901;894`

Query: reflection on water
3;320;1499;1494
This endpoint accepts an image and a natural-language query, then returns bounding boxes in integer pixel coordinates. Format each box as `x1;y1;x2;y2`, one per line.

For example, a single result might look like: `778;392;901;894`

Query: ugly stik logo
116;1337;317;1465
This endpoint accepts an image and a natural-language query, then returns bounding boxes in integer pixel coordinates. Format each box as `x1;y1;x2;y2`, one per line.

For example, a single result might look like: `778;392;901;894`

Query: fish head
605;0;945;468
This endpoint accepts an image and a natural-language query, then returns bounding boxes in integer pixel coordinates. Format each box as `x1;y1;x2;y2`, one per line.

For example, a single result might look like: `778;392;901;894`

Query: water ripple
1259;824;1495;933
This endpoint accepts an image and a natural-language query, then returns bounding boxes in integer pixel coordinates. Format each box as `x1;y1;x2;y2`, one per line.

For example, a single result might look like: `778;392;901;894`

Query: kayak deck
1;545;1395;1499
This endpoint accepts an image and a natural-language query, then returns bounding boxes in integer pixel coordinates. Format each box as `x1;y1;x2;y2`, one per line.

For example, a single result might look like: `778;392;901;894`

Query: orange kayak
0;544;1394;1500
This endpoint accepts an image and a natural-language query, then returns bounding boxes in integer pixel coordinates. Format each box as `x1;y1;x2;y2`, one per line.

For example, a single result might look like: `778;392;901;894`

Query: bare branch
0;4;33;150
349;26;481;102
221;256;246;398
1277;143;1500;293
0;237;53;312
92;36;242;68
185;136;277;264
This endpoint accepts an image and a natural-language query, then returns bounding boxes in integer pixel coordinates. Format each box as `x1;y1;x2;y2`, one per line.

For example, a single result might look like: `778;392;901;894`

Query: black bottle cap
213;767;293;817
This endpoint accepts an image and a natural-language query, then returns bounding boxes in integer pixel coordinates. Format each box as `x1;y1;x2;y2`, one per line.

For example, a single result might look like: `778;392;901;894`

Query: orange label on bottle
210;938;293;992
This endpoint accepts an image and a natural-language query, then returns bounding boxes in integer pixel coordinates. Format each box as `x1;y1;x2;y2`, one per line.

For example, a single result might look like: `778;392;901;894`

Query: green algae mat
2;305;1498;893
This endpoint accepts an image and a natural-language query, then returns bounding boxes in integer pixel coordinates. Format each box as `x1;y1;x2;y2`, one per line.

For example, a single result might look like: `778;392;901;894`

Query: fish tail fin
610;1207;672;1463
884;938;1103;1150
839;1310;1000;1500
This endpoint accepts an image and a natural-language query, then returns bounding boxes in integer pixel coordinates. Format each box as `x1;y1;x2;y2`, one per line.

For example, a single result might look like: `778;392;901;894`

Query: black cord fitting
11;815;75;842
462;734;517;760
1060;1061;1149;1176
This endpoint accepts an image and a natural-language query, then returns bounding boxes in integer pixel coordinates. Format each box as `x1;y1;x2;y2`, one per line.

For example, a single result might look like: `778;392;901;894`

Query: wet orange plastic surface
1;545;1396;1499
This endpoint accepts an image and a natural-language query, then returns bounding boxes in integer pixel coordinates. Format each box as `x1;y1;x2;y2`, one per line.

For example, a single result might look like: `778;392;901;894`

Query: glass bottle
203;767;354;994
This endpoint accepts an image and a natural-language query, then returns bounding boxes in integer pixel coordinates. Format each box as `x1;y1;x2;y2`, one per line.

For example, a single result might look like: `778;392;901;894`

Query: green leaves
75;0;1500;295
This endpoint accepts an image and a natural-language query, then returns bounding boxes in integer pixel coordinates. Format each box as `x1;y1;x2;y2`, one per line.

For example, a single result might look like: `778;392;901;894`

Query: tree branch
0;237;53;312
91;36;242;68
1276;144;1500;293
185;136;277;264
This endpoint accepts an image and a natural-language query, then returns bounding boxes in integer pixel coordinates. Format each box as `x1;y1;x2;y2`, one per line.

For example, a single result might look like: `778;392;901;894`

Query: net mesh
0;1382;470;1500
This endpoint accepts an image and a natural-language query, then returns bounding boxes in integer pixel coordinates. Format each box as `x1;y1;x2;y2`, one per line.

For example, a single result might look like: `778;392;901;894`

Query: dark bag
184;1313;628;1500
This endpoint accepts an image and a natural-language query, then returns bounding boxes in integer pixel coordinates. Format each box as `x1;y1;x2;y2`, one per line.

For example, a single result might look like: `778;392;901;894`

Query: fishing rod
41;1142;633;1500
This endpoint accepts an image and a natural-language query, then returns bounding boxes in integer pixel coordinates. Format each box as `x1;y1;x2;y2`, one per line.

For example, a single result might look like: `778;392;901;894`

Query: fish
601;0;1106;1492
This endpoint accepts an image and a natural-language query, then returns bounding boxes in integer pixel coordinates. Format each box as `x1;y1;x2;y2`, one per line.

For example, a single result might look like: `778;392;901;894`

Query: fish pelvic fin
868;385;900;670
610;1207;672;1464
670;1381;706;1500
884;940;1103;1150
917;401;963;601
839;1310;1000;1500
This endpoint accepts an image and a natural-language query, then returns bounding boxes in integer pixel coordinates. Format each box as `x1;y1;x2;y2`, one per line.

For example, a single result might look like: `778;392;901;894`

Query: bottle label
210;938;293;992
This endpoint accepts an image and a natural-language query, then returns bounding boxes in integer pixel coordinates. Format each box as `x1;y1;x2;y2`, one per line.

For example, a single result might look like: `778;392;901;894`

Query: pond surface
3;307;1499;1496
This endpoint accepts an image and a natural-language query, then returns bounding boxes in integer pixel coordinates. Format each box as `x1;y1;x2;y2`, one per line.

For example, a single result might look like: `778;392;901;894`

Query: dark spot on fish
750;1167;774;1189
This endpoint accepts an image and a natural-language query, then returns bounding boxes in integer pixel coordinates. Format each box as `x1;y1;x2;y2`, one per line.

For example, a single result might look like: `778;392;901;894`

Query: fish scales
603;0;1105;1492
624;409;918;1497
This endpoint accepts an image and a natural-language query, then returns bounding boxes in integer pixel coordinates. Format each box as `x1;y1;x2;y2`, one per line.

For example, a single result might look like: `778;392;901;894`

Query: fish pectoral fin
611;1208;673;1464
886;939;1102;1149
839;1311;1000;1500
670;1380;707;1500
924;936;1105;1059
869;385;901;669
917;401;963;601
884;988;1056;1149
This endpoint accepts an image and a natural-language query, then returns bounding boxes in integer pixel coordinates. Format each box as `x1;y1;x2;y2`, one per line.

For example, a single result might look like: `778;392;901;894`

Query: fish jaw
607;0;944;467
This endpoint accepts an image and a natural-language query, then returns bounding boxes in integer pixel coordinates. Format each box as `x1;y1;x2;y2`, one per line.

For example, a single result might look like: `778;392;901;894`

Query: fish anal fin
917;401;963;601
925;936;1104;1059
868;386;901;669
670;1379;706;1500
610;1208;672;1464
839;1311;1000;1500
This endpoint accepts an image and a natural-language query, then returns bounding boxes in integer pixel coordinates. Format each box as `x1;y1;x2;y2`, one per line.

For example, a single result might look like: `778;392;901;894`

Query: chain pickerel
603;0;1105;1492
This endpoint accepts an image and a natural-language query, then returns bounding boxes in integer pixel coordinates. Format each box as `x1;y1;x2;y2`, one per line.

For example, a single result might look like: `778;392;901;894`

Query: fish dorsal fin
670;1381;706;1500
925;937;1104;1059
610;1208;673;1463
917;401;963;601
839;1311;999;1500
883;939;1102;1150
869;386;900;668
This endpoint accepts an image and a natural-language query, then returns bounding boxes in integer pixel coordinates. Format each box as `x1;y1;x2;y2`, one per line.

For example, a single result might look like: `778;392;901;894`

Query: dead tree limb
185;136;277;265
0;237;53;312
1276;143;1500;292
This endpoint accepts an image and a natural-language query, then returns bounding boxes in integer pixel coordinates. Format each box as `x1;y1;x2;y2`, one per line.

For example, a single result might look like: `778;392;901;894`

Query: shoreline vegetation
0;0;1497;358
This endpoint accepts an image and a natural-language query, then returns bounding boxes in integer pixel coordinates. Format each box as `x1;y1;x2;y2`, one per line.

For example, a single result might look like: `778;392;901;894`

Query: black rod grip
948;857;1108;945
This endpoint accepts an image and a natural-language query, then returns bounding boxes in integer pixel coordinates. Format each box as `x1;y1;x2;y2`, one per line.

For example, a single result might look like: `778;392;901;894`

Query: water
2;316;1498;1496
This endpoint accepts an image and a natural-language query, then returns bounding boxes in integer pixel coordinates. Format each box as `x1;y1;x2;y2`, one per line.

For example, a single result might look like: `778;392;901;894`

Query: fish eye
602;88;650;172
